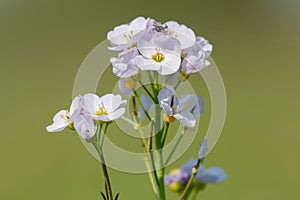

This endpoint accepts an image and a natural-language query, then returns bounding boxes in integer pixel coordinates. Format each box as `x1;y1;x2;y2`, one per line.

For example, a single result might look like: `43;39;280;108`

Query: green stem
154;105;166;200
164;127;186;165
138;80;156;102
161;122;170;147
180;159;201;200
133;90;152;121
92;128;114;200
131;105;160;198
174;80;181;90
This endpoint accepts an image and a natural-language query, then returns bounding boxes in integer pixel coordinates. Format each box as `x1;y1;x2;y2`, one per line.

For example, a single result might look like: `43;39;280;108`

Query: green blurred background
1;0;300;199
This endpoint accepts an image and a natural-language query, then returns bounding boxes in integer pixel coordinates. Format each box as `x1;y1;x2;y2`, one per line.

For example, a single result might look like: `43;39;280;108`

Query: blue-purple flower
181;37;213;74
158;85;203;127
135;33;181;75
111;47;140;78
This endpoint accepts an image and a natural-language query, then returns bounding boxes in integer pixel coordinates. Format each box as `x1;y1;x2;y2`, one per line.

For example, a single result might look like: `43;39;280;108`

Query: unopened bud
125;78;136;90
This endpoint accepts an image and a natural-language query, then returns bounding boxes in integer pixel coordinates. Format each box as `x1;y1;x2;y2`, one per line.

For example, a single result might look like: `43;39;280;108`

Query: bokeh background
1;0;300;199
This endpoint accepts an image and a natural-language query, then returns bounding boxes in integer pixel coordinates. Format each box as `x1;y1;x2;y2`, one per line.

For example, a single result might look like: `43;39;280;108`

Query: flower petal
165;21;196;49
135;55;160;71
158;53;181;75
196;167;227;183
174;110;196;128
73;110;96;139
46;110;69;132
158;85;178;116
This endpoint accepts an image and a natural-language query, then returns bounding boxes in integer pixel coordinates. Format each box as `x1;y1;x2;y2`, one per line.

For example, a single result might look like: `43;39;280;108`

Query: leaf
114;193;120;200
100;192;107;200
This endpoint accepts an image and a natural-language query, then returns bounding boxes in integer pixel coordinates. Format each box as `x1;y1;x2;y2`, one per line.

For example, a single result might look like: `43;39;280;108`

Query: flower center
95;103;108;116
152;48;164;62
60;111;70;121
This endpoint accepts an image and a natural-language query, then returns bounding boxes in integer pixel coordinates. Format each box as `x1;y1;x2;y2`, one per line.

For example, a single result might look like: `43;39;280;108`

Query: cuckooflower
107;16;148;51
135;33;181;75
165;21;196;49
164;168;190;192
81;93;127;122
72;108;97;139
46;96;81;132
181;160;227;184
181;37;213;74
110;47;140;78
158;85;203;128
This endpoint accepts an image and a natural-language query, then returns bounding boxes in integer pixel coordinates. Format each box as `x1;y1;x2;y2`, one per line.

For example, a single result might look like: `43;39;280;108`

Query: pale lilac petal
165;21;196;49
129;16;148;35
99;94;123;113
196;167;227;183
174;110;196;128
196;37;213;58
111;48;139;78
81;93;100;114
46;110;69;132
157;85;178;116
107;25;130;46
73;109;96;139
198;137;208;160
158;53;181;75
190;96;204;118
96;107;125;121
135;55;160;71
69;96;82;114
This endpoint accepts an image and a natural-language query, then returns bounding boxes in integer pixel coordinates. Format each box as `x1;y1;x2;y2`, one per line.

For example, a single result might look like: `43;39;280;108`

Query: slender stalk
131;100;160;197
147;71;156;96
93;124;114;200
161;122;170;147
190;188;200;200
138;80;156;102
133;90;152;121
164;127;186;165
174;80;181;90
180;159;201;200
154;105;166;200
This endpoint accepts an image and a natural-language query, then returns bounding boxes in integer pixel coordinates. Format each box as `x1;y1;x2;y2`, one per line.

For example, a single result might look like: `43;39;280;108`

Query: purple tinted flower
72;108;97;139
158;86;203;128
46;96;81;132
81;93;127;122
181;37;213;74
195;166;227;183
111;48;140;78
135;33;181;75
165;21;196;49
164;169;190;186
181;159;227;184
107;17;148;51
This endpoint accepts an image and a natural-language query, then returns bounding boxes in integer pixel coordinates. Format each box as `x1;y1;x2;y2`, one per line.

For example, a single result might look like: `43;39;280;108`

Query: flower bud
178;71;190;81
125;78;137;90
67;123;75;130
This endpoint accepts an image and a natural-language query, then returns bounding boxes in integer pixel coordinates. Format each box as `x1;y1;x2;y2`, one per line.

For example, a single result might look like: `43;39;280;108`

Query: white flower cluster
108;16;212;77
47;94;126;139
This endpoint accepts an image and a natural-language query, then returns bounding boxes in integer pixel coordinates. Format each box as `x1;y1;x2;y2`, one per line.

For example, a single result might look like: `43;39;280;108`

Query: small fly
153;21;168;33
